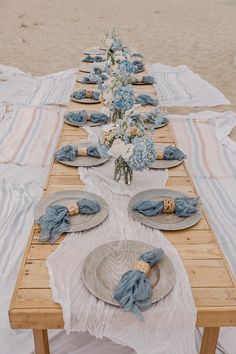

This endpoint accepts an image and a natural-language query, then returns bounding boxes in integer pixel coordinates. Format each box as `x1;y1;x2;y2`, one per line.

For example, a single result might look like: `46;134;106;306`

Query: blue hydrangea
113;85;134;111
119;60;135;74
111;38;124;51
128;136;156;171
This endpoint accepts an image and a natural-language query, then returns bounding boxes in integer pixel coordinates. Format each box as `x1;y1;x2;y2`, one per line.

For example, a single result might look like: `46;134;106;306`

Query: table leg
33;329;50;354
200;327;220;354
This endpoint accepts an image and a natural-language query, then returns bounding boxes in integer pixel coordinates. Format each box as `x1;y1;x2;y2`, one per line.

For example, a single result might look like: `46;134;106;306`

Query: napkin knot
156;151;164;160
163;198;175;213
68;203;80;216
85;90;93;99
132;260;150;275
78;147;88;156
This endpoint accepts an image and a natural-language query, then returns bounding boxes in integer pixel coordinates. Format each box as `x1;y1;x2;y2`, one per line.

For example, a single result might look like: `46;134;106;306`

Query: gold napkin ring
132;260;150;275
68;203;80;216
156;151;164;160
85;90;93;99
78;147;88;156
163;198;175;213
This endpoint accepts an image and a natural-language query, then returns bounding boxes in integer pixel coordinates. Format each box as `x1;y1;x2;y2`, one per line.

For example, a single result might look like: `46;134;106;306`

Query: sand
0;0;236;105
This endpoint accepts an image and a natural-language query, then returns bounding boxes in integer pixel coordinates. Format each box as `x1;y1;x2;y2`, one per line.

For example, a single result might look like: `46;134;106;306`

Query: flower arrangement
99;118;156;184
101;73;135;123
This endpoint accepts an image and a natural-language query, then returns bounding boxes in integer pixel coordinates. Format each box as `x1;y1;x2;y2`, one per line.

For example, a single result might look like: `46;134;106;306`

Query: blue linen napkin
133;61;145;73
54;144;101;161
157;146;186;160
133;75;155;84
133;197;199;217
135;94;158;106
113;248;164;321
36;199;101;243
71;90;100;101
64;111;109;126
143;110;169;127
81;73;108;84
82;55;103;63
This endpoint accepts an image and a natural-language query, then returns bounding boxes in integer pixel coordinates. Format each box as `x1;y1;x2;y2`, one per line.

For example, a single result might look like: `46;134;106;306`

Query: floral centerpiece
101;71;134;123
99;111;156;184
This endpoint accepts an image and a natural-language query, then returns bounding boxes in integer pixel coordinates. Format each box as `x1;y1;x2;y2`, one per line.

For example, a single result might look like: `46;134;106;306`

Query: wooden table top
9;74;236;331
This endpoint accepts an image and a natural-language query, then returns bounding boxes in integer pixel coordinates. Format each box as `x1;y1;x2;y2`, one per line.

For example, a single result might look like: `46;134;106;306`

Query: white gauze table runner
47;161;197;354
148;64;230;107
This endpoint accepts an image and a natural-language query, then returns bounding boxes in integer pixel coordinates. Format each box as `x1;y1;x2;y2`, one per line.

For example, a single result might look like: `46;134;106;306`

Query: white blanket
0;65;76;106
149;64;230;107
171;111;236;275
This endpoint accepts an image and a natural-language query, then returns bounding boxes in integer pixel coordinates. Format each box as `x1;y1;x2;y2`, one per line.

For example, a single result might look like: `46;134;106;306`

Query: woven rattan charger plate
129;189;201;231
82;240;176;306
34;190;108;233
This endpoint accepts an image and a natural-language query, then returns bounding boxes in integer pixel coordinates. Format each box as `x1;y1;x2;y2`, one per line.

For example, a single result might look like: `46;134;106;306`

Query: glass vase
114;156;133;185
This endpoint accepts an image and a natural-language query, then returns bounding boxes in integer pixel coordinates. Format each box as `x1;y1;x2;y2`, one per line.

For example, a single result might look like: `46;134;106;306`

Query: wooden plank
200;327;220;354
176;244;221;260
193;288;236;307
19;259;233;289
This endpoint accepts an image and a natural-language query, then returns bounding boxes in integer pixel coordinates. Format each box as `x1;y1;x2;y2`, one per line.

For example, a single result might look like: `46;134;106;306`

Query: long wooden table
9;68;236;354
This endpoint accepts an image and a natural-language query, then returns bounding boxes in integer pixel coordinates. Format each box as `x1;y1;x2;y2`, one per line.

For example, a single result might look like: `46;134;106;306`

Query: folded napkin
135;94;158;106
133;197;198;217
71;89;100;101
155;145;186;161
82;73;108;84
134;62;145;73
36;198;101;243
133;75;155;84
64;111;109;126
92;67;105;75
82;55;103;63
54;144;101;161
113;248;164;321
143;111;169;127
132;52;144;58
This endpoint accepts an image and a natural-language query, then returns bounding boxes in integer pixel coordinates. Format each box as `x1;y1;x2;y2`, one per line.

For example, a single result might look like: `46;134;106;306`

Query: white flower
108;139;124;158
103;123;116;132
121;144;134;160
108;139;134;161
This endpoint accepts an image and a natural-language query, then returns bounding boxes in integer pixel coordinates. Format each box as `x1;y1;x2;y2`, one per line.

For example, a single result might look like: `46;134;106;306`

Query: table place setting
76;72;108;84
81;54;106;63
64;110;110;127
150;144;186;169
129;189;201;230
34;190;109;243
54;142;110;167
79;63;106;74
82;240;176;321
71;89;101;103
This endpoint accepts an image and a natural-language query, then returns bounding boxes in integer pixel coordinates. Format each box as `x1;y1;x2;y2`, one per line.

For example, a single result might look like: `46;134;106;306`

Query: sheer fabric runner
47;162;197;354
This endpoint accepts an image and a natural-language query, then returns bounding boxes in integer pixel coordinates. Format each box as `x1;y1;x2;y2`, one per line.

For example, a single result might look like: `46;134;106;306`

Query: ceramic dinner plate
79;64;106;74
83;47;106;56
150;144;185;169
64;110;110;127
82;240;176;306
129;189;201;231
71;95;101;104
34;190;108;233
144;121;168;130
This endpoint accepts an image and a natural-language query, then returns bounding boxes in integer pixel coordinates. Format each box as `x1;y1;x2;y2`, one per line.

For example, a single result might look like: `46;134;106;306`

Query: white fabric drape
47;162;197;354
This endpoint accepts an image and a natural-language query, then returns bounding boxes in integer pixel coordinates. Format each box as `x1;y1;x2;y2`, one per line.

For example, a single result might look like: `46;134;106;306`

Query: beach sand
1;0;236;104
